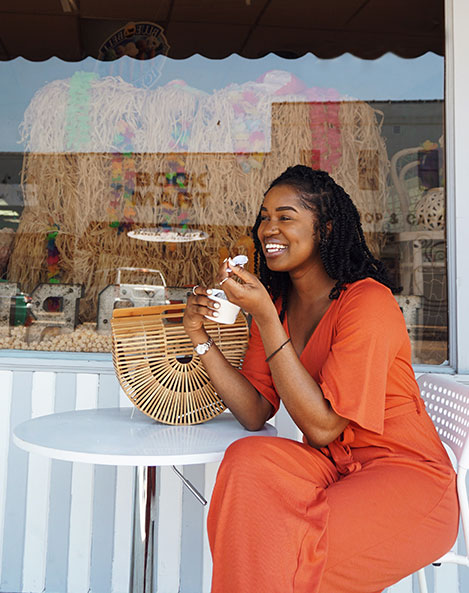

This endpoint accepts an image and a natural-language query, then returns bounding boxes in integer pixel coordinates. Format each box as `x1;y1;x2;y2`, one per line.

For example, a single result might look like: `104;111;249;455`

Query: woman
183;165;458;593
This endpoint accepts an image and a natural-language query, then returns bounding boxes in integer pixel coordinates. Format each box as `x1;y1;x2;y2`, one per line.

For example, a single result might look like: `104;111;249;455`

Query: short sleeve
318;281;407;434
239;317;280;415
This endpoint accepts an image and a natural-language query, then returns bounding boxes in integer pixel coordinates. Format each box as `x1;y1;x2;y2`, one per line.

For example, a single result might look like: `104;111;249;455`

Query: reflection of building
368;101;447;363
362;100;448;363
0;96;448;362
7;97;389;327
0;152;23;229
371;100;444;164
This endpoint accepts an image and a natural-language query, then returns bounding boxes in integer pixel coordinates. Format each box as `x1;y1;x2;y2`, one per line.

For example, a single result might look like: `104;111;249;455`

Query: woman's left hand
216;262;276;322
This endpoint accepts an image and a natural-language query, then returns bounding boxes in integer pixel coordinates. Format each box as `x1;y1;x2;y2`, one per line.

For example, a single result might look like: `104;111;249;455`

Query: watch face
195;343;207;355
195;337;212;355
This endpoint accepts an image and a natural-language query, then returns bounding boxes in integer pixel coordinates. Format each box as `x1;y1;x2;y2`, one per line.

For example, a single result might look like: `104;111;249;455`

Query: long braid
252;165;398;319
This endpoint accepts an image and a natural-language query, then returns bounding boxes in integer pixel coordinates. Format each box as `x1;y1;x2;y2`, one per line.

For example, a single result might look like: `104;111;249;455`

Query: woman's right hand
183;286;221;334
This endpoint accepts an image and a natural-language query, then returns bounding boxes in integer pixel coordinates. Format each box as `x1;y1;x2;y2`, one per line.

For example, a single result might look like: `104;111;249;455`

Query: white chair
415;373;469;593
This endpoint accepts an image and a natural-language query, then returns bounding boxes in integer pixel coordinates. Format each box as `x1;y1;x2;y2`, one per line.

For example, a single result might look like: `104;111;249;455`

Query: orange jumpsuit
207;278;459;593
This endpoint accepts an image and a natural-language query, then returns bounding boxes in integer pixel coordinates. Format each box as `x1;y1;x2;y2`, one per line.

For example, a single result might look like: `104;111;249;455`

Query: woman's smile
264;240;289;257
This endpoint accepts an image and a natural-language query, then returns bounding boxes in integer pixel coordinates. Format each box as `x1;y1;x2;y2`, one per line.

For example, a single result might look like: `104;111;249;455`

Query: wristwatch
194;336;214;356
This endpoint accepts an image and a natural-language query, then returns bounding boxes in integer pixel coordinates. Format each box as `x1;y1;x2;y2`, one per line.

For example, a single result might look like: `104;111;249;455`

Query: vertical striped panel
433;536;461;593
434;562;460;593
0;370;12;587
179;464;205;593
156;465;183;593
90;374;120;593
1;371;33;592
153;465;162;593
75;373;99;410
90;465;116;593
460;504;469;592
98;373;120;408
202;461;219;593
421;566;435;593
109;383;135;593
119;386;133;408
111;466;134;593
386;575;413;592
44;372;76;593
22;372;56;592
67;374;98;593
275;402;301;440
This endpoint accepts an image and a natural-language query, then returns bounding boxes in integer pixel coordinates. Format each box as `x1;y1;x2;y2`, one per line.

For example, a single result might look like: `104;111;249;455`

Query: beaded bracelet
265;337;292;363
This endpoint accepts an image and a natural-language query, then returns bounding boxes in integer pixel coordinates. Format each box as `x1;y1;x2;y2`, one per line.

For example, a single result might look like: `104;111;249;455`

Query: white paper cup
204;289;241;324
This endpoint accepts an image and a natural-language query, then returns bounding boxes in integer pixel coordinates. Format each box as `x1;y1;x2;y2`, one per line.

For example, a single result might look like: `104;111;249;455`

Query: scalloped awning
0;0;444;62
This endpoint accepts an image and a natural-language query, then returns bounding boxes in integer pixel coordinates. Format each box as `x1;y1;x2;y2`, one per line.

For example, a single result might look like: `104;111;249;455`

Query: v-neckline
284;296;337;359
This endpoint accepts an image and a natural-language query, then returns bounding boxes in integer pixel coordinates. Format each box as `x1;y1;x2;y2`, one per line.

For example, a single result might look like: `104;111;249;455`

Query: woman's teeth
265;243;287;254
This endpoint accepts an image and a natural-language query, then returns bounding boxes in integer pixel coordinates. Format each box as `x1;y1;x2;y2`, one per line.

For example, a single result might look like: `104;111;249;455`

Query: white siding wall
0;360;465;593
0;363;134;593
0;358;226;593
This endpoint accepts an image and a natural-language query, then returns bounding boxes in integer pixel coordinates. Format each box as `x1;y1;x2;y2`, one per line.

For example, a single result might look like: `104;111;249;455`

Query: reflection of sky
0;52;443;152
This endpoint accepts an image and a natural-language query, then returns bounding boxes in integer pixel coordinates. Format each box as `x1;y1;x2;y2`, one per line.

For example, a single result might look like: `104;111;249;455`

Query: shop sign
98;21;169;62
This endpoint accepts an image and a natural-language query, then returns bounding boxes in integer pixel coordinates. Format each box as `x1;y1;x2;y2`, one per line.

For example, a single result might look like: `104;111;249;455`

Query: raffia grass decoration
111;303;249;424
11;74;390;325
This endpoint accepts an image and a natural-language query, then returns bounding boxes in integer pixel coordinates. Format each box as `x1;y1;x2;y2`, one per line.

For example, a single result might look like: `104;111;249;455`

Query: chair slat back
418;373;469;469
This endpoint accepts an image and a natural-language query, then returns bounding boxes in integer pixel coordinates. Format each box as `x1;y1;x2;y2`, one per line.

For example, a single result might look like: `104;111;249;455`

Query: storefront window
0;50;446;364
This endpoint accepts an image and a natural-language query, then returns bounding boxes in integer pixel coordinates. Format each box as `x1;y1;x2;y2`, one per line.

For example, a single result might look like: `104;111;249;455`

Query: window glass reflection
0;53;446;363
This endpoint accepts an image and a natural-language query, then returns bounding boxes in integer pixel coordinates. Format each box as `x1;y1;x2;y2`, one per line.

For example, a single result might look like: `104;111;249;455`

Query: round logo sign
98;21;169;62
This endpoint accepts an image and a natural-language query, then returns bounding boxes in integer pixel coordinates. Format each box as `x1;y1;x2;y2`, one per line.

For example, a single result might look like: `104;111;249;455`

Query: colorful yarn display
109;120;136;232
309;102;341;172
46;224;60;283
164;159;190;229
15;70;389;323
256;71;343;171
165;80;207;151
65;71;97;151
151;159;193;250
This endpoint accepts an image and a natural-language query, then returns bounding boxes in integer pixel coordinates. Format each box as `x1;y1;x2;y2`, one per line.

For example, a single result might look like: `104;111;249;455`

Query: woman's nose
263;220;279;235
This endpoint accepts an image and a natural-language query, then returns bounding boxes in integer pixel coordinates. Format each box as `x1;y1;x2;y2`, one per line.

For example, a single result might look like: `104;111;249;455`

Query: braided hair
252;165;398;321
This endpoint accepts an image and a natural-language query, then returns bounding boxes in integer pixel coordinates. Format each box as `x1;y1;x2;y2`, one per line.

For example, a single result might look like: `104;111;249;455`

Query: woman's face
257;184;321;276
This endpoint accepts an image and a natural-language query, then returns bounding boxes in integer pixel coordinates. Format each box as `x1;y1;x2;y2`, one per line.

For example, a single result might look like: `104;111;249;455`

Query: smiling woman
253;166;397;322
181;164;458;593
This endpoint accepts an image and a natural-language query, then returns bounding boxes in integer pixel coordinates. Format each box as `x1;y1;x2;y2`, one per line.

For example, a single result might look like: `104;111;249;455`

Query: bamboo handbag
111;303;249;424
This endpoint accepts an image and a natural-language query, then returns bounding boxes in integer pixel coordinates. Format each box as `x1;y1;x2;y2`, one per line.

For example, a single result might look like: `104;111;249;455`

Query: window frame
433;0;469;375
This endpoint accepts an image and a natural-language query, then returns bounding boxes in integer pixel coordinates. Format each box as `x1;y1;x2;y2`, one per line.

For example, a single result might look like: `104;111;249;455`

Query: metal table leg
130;466;156;593
130;465;207;593
171;465;207;505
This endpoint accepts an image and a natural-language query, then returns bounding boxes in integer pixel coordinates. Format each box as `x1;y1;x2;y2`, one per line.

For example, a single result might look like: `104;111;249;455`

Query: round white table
13;407;277;593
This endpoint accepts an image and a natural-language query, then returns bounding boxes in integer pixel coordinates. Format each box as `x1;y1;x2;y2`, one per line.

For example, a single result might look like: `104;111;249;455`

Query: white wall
0;361;219;593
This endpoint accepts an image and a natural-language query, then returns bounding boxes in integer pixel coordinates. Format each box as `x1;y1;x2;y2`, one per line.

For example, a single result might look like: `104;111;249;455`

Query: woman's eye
259;214;291;222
